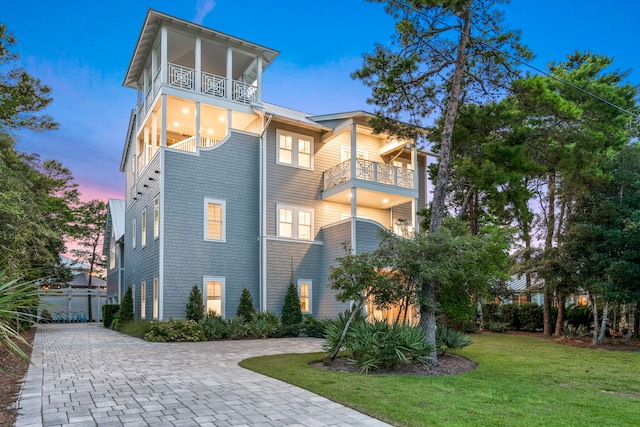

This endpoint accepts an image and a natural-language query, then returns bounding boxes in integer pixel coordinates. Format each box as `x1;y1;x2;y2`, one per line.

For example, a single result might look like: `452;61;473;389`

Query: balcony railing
170;136;222;153
323;159;414;191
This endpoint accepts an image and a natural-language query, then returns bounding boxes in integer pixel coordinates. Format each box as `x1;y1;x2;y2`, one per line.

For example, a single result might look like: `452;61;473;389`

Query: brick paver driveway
16;323;389;427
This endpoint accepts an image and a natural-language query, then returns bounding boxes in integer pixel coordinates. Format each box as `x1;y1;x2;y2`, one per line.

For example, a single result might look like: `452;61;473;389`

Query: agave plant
0;271;41;366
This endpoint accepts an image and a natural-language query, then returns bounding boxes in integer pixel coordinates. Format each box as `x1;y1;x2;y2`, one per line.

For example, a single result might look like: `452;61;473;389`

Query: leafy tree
185;285;205;321
70;199;107;320
117;286;134;324
281;282;303;326
236;288;255;322
354;0;530;351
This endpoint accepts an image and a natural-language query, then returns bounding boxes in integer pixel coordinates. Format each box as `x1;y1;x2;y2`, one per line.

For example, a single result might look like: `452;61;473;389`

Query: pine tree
185;285;204;321
236;288;255;322
118;287;134;323
281;282;302;326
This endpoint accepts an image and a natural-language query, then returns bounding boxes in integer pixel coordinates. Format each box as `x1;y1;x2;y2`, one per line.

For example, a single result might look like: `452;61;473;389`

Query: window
204;198;226;242
109;229;116;270
153;198;159;239
203;277;225;317
277;205;313;240
132;218;137;249
153;277;159;319
577;296;588;306
276;129;313;170
298;279;312;314
140;281;146;319
141;209;147;247
341;146;368;162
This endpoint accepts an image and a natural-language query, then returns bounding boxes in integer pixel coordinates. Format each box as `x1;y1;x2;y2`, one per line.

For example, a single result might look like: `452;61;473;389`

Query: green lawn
239;334;640;426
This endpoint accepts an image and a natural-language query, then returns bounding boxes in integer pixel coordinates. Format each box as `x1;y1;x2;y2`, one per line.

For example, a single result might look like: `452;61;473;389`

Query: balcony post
151;112;158;156
256;55;263;103
226;47;233;101
143;68;149;108
151;48;157;90
412;144;419;231
350;121;357;180
161;94;167;147
161;26;168;85
195;102;201;149
195;37;201;93
351;188;357;254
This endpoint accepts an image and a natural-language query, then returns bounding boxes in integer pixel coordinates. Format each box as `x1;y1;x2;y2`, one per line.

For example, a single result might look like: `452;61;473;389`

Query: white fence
39;288;107;322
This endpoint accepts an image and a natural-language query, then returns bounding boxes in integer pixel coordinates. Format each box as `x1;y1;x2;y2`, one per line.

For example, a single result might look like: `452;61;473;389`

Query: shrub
144;318;204;342
482;302;502;323
566;304;592;328
278;323;301;337
117;287;134;324
500;304;522;331
102;304;120;328
119;320;153;339
199;312;227;340
519;303;543;332
483;321;510;332
436;326;472;353
236;288;256;322
185;285;204;322
322;310;362;354
345;320;434;372
563;323;590;338
302;315;325;338
110;317;121;331
248;311;280;338
225;316;249;339
281;282;303;326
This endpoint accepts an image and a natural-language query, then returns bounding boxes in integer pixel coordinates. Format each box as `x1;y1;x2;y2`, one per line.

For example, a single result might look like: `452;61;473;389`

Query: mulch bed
312;352;478;376
0;327;35;427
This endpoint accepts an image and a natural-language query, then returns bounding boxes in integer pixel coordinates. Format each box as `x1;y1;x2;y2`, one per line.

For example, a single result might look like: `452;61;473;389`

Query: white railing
202;72;226;98
169;136;223;153
233;80;257;104
168;63;195;91
323;159;414;190
201;136;221;148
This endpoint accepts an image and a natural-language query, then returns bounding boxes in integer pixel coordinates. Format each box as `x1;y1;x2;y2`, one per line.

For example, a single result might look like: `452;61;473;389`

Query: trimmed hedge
102;304;120;328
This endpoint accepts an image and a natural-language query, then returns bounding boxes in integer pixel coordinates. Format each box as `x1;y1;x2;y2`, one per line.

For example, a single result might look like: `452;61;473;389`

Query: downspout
259;114;273;312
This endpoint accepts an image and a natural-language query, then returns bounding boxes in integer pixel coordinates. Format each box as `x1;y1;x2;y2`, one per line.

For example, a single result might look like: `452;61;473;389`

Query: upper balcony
322;159;417;209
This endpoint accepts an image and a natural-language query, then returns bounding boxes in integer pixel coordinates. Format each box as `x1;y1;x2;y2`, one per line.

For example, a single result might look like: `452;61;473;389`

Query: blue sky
3;0;639;202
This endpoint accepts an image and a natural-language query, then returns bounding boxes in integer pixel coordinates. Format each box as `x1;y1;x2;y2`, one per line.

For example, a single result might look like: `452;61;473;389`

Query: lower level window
277;205;313;240
204;277;225;317
298;279;312;314
140;282;146;319
153;277;159;319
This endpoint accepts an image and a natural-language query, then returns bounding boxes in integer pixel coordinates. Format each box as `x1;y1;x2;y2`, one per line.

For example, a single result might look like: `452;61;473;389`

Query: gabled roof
104;199;125;255
253;103;332;131
507;275;544;293
124;9;279;88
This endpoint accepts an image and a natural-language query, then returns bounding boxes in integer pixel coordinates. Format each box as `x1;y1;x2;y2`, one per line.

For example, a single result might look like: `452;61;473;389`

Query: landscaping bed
0;327;35;427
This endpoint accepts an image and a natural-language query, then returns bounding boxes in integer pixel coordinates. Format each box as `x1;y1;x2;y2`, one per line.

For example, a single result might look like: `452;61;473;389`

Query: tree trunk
543;172;556;336
596;301;609;344
329;300;364;362
422;4;471;365
622;304;635;344
591;294;599;345
634;301;640;339
543;281;552;336
554;291;565;337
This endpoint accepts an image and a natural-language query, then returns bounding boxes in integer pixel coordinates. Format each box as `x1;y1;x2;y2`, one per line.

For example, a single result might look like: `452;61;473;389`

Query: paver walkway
16;323;390;427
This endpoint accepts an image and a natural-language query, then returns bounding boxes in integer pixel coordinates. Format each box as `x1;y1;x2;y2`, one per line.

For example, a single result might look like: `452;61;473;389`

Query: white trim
276;204;314;241
203;276;225;318
152;277;159;319
275;129;314;171
153;197;159;240
159;152;165;319
264;236;323;245
297;279;312;315
203;198;227;242
141;209;147;247
132;218;137;249
140;281;146;319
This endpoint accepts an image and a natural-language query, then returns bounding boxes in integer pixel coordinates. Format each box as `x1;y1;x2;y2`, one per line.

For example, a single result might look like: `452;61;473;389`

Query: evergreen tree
185;285;204;321
118;287;134;324
236;288;255;322
281;282;302;326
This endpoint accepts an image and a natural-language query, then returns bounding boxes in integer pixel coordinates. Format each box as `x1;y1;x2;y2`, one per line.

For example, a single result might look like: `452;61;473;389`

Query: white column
256;56;263;103
143;126;150;166
412;144;419;232
151;48;158;90
151;112;158;154
161;27;168;85
143;69;149;106
195;102;201;148
226;47;233;101
161;94;167;147
350;120;357;253
195;37;201;93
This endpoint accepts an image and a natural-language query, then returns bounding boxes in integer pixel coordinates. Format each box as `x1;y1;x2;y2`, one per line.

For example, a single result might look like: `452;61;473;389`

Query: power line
388;0;639;119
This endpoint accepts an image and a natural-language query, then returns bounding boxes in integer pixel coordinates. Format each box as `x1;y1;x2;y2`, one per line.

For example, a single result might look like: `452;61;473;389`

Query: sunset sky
3;1;639;203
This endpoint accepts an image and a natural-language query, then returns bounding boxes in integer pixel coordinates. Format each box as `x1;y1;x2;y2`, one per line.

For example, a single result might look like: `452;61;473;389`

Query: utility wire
388;0;639;119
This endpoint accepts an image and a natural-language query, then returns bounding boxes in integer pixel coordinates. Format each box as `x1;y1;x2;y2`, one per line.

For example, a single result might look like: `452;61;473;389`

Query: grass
118;320;153;339
240;334;640;426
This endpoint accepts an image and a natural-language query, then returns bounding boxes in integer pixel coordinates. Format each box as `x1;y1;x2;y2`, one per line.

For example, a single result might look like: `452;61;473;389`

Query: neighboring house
108;10;433;321
104;199;125;304
503;274;544;305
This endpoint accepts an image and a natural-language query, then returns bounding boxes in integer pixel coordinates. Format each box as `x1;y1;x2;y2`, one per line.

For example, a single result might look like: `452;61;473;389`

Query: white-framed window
153;277;159;319
141;209;147;247
109;228;116;270
298;279;312;314
277;205;314;240
131;155;136;184
203;277;225;317
132;218;137;249
341;146;368;162
140;281;146;319
153;197;159;239
276;129;314;170
204;198;226;242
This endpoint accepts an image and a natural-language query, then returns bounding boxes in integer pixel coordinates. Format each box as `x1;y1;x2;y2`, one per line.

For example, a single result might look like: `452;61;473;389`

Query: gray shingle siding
355;219;385;254
162;131;260;319
318;221;352;318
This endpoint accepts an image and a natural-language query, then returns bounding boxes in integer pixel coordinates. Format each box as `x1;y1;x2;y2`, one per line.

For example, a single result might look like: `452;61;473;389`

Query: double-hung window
298;279;312;314
204;198;226;242
153;277;159;319
140;281;146;319
277;130;313;170
153;198;159;239
141;209;147;247
203;277;225;317
278;205;313;240
132;218;137;249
